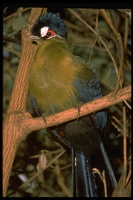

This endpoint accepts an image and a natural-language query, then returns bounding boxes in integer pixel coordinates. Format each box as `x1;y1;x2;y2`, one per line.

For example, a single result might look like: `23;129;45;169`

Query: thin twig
18;149;66;190
100;9;124;91
88;9;99;64
3;7;31;22
124;17;129;50
123;105;127;188
67;8;119;80
55;159;72;197
126;156;131;186
102;170;107;197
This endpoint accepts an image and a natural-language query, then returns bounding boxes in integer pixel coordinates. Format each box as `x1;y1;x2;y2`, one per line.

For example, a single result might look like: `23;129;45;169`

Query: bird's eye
46;30;56;38
46;31;52;37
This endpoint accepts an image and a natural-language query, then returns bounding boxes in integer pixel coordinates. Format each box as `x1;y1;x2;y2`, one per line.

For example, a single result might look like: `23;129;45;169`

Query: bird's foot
75;101;83;119
42;113;47;124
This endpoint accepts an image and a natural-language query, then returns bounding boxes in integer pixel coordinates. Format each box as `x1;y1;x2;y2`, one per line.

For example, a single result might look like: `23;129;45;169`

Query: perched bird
29;12;117;197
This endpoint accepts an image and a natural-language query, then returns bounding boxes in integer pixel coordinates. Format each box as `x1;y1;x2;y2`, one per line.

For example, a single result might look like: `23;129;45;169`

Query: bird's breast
29;54;78;115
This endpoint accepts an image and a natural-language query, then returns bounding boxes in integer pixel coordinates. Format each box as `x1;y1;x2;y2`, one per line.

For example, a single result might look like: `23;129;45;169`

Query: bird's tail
72;148;98;197
51;129;98;197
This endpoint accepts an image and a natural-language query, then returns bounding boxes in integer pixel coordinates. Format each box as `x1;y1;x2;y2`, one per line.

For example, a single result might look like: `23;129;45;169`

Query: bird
28;12;117;197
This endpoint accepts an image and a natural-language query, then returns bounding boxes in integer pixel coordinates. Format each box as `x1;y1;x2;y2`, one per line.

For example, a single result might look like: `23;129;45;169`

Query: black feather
31;12;67;38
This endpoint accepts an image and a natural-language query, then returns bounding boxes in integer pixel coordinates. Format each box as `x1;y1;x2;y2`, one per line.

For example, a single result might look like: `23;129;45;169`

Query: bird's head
30;12;67;42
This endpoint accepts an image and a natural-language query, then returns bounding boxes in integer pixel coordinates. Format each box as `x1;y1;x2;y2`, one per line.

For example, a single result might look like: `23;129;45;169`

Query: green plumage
29;37;95;115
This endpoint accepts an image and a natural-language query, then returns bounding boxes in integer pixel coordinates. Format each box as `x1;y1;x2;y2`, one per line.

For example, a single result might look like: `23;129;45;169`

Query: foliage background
3;7;131;197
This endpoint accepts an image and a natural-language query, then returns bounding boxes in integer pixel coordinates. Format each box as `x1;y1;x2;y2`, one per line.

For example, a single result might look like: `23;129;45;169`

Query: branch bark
22;85;131;133
3;8;45;197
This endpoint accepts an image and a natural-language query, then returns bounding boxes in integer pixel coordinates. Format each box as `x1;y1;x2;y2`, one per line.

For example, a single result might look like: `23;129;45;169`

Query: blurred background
3;7;131;197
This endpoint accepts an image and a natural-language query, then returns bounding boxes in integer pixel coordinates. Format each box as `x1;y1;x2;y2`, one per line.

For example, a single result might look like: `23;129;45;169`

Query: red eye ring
46;30;56;38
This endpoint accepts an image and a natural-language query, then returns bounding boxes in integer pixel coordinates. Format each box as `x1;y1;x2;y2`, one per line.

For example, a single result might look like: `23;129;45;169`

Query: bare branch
22;85;131;133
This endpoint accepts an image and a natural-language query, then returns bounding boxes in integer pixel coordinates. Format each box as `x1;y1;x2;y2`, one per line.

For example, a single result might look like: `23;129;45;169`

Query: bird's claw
75;101;83;119
42;113;47;124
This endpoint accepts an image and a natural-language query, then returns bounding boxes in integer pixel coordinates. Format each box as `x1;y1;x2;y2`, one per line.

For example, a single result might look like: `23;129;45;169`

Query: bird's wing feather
72;56;107;129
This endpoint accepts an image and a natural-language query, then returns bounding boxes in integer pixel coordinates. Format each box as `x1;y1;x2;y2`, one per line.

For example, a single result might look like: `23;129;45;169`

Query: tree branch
22;85;131;133
3;8;45;197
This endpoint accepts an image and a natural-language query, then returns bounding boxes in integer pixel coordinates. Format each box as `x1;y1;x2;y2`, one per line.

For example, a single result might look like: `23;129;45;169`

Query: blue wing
73;66;107;129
